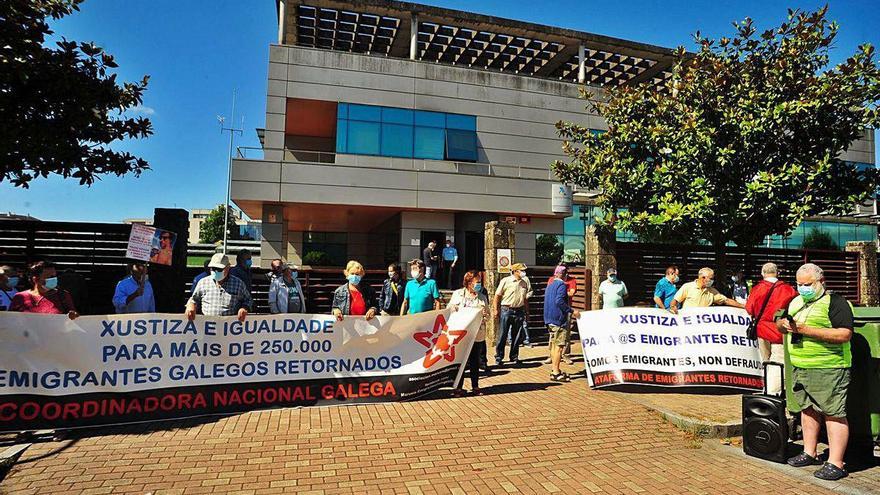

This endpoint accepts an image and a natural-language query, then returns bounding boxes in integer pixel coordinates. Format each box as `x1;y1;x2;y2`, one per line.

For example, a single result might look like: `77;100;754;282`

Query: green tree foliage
0;0;153;187
552;7;880;276
536;234;564;266
199;205;240;244
302;251;333;266
801;227;839;250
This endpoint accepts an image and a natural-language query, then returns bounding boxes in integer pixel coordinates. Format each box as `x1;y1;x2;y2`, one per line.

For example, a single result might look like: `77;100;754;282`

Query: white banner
578;307;763;391
0;309;481;431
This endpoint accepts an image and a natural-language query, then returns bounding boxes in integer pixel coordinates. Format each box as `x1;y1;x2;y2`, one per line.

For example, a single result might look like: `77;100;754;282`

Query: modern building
188;207;262;245
232;0;877;269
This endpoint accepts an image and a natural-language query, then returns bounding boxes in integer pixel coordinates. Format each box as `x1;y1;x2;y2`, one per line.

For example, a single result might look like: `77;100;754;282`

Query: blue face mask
290;271;298;280
6;277;18;288
212;270;225;281
474;283;483;292
798;285;816;301
44;277;58;290
347;274;362;285
244;259;252;268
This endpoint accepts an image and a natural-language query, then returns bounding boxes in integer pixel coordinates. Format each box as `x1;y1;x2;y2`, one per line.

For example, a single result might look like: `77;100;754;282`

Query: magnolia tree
552;7;880;276
0;0;152;187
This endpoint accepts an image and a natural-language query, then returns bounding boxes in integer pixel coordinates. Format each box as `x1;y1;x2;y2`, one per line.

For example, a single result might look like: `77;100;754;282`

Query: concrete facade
232;0;877;270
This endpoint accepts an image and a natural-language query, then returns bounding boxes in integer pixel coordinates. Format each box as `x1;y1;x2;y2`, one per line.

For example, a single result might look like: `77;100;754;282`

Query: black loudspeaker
742;363;788;463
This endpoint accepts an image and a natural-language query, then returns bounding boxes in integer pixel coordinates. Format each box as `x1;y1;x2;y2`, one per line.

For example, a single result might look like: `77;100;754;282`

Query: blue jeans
507;318;531;346
495;307;524;362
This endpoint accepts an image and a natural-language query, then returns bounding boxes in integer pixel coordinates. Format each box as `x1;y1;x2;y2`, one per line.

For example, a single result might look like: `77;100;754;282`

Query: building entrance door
419;231;444;279
464;231;484;272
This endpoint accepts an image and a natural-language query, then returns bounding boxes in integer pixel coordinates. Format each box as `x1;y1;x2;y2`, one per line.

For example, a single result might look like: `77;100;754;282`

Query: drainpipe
278;0;286;44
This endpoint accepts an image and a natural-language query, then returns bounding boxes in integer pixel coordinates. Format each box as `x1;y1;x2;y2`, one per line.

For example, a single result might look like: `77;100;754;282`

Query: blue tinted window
446;114;476;131
336;120;348;153
445;129;477;161
381;124;413;158
347;121;380;155
415;111;446;128
414;127;445;159
349;104;381;122
382;107;413;125
337;103;348;119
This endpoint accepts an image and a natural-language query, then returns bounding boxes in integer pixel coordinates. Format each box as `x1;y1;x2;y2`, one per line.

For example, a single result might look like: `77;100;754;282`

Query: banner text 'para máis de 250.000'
579;307;764;391
0;308;482;431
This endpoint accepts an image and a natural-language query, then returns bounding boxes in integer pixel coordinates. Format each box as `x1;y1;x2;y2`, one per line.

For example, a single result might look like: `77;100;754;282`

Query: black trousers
459;341;485;390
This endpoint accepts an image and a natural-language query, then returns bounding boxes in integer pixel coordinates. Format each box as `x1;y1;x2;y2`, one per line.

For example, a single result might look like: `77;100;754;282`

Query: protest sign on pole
0;309;481;432
125;224;177;266
578;307;763;392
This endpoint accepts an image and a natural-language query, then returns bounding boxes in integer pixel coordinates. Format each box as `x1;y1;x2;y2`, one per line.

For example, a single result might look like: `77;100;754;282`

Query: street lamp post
219;90;243;255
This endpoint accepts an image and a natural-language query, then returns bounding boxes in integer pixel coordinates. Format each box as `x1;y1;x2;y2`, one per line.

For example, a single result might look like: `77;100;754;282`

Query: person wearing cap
331;260;378;321
268;262;307;314
401;259;441;315
229;248;254;292
112;261;155;314
493;262;530;366
186;253;251;321
598;267;628;309
0;265;21;311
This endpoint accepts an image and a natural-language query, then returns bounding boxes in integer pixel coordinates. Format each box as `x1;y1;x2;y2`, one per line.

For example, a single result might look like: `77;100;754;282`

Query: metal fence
615;242;862;305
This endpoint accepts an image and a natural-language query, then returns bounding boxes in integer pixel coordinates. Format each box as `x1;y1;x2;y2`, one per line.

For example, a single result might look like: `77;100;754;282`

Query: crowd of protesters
0;247;856;479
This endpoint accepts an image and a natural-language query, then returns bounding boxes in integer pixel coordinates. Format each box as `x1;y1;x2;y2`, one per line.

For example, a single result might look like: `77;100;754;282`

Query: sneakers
786;452;822;467
550;371;571;382
562;356;574;365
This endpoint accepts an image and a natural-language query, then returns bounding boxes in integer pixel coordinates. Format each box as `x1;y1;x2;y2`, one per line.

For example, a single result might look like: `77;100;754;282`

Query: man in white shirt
598;268;628;309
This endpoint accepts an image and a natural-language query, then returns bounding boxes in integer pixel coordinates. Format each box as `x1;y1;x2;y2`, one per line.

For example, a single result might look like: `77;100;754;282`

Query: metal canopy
296;4;400;55
290;2;677;89
417;22;563;75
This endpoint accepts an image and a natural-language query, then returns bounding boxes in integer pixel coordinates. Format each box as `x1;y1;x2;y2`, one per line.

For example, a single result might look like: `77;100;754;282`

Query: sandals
814;462;847;481
550;372;571;382
787;452;822;467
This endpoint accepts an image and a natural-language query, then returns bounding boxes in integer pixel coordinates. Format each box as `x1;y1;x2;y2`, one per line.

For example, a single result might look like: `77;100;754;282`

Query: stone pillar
845;241;879;306
584;225;616;310
260;204;287;269
410;15;419;60
484;221;515;346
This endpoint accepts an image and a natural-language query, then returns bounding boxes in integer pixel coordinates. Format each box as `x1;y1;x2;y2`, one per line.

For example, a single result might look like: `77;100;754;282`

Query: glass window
415;110;446;128
381;107;413;125
445;129;477;161
446;113;476;131
381;123;413;158
337;103;348;119
348;104;381;122
414;126;445;160
347;121;380;155
335;120;348;153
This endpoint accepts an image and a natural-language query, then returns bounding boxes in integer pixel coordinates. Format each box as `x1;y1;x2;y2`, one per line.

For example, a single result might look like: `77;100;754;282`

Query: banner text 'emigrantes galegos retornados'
0;308;482;432
578;307;764;391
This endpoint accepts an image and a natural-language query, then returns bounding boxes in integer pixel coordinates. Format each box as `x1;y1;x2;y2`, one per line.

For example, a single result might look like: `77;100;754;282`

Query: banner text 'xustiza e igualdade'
0;309;482;431
579;307;763;391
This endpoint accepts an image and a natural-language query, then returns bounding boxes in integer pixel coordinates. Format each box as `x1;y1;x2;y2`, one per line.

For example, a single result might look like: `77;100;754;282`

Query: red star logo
413;314;468;368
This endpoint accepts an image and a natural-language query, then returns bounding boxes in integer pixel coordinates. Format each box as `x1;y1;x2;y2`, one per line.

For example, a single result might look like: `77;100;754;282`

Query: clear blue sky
3;0;878;222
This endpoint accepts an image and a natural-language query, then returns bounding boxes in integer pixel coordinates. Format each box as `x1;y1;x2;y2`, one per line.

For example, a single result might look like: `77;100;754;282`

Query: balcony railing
234;146;560;181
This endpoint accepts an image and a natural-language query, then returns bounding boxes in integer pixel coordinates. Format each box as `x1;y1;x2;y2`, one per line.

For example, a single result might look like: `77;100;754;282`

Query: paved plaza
0;345;873;495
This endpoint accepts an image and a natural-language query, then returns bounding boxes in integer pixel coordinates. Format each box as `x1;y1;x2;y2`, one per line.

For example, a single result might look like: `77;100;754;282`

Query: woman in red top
9;261;79;319
330;260;378;321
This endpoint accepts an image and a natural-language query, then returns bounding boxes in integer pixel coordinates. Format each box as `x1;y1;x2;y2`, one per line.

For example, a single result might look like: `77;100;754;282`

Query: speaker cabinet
742;394;788;463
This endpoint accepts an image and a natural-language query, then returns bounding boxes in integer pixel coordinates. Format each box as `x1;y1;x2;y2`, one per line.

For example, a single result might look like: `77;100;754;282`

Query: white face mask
411;270;421;279
765;277;778;283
